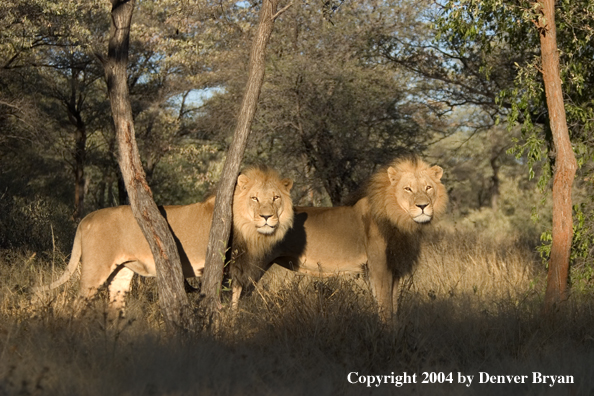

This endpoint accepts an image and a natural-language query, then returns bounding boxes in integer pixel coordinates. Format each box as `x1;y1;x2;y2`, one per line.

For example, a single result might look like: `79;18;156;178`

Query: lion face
388;164;444;224
242;179;291;235
234;166;294;241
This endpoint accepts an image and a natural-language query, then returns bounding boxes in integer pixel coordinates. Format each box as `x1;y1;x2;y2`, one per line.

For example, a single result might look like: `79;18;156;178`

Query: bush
0;194;75;253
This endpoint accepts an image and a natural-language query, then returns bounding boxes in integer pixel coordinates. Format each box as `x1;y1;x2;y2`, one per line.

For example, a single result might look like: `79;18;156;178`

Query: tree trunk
66;69;87;220
489;152;500;212
103;0;194;332
537;0;578;312
201;0;283;316
73;122;86;220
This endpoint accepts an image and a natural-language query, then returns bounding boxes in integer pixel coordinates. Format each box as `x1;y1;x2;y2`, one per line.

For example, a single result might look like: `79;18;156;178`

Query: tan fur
231;154;447;320
34;166;293;313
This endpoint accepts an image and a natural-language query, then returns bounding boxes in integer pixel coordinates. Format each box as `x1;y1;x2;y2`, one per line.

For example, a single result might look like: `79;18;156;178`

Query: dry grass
409;229;541;305
1;229;593;395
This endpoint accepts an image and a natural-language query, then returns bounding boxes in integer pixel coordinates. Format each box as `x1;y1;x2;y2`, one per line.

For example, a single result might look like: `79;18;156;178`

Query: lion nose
260;214;272;221
416;203;428;211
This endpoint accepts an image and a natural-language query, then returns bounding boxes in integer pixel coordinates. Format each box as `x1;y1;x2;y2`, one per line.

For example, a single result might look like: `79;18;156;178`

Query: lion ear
237;174;250;190
281;178;293;192
387;167;399;186
429;165;444;181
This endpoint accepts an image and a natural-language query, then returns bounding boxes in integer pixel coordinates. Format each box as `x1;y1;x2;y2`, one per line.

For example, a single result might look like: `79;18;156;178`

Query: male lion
34;165;293;313
231;154;447;320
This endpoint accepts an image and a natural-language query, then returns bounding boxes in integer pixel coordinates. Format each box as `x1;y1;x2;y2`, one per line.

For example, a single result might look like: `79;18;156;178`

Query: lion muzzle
412;202;433;224
256;214;279;235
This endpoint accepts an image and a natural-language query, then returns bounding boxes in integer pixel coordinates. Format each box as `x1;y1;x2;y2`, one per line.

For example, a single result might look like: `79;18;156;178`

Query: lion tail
33;224;82;293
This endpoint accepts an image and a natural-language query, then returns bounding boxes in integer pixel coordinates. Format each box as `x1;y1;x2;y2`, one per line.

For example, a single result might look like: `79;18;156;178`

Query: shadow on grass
1;230;593;395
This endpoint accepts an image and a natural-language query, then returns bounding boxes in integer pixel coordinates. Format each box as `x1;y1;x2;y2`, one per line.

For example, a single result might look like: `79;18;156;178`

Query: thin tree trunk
537;0;578;312
66;70;87;220
73;123;86;219
489;152;500;212
201;0;285;317
103;0;194;332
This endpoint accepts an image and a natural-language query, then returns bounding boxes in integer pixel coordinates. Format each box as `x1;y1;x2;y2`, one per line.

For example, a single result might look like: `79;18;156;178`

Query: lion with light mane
35;165;293;312
231;154;447;320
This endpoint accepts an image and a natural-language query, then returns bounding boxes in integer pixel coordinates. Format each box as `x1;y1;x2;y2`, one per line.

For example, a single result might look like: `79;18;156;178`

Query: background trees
199;0;443;205
0;0;226;250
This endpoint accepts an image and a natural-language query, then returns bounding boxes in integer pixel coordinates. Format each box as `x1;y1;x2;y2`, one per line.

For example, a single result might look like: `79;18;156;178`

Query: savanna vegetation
1;0;594;394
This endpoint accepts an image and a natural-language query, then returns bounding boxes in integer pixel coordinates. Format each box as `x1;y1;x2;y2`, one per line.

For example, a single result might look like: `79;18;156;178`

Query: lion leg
107;266;135;319
366;234;395;322
368;266;394;322
391;275;402;316
76;258;118;314
231;282;243;311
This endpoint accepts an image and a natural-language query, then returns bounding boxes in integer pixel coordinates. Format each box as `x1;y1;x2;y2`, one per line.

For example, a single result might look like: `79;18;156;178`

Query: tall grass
1;229;593;395
409;229;540;305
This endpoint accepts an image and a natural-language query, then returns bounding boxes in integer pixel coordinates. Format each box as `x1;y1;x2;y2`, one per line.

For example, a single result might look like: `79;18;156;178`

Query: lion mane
34;165;293;313
366;154;448;234
231;154;447;320
232;165;294;261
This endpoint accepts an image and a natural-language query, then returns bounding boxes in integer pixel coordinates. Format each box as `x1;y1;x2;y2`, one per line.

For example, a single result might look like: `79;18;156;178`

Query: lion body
36;166;293;312
231;155;447;319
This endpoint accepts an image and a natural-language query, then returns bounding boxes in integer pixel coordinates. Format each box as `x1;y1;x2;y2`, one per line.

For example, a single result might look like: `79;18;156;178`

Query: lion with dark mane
35;165;293;313
231;154;447;319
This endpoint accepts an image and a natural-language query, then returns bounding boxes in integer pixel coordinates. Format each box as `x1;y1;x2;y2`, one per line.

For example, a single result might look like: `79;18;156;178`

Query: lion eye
404;187;413;193
426;185;432;191
273;195;280;201
251;196;259;202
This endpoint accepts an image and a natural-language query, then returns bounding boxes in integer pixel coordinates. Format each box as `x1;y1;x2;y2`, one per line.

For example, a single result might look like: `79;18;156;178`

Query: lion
34;165;294;313
230;154;447;320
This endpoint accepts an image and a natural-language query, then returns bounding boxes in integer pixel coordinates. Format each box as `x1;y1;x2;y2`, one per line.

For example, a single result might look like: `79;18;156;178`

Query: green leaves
438;0;594;186
436;0;594;279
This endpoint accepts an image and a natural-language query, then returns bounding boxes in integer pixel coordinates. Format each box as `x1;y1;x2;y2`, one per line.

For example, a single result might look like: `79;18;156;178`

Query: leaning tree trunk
537;0;578;312
103;0;194;331
201;0;286;317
